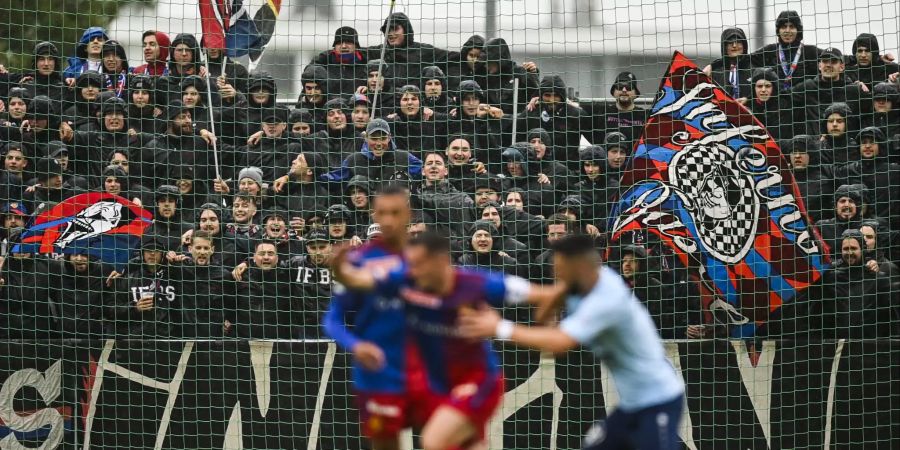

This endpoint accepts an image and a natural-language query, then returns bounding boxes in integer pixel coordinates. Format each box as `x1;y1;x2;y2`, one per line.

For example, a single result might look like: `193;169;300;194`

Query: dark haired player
459;234;685;449
332;231;566;450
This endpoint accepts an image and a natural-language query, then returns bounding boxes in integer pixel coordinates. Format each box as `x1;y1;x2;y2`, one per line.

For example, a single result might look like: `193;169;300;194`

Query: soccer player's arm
321;286;361;351
485;274;567;308
330;247;376;292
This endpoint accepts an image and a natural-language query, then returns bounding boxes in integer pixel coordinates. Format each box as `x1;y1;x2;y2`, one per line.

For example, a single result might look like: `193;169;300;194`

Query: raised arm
330;246;377;292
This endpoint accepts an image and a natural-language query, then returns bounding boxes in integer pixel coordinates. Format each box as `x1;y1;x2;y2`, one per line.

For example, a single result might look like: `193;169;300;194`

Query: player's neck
578;270;600;295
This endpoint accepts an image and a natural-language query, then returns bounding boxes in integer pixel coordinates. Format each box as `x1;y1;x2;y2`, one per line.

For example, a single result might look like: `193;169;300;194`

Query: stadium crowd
0;10;898;341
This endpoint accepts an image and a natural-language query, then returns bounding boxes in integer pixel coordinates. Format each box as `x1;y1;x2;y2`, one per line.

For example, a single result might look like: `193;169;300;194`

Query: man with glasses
583;72;649;146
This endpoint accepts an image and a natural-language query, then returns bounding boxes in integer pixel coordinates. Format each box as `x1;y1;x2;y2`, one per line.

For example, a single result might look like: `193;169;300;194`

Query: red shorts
436;374;505;439
355;344;435;440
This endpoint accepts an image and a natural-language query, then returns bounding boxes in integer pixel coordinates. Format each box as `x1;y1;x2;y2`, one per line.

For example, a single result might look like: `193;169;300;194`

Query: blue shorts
582;394;683;450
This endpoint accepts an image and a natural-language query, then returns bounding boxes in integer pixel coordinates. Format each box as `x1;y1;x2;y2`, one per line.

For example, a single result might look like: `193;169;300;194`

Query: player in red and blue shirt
333;231;567;450
321;186;431;450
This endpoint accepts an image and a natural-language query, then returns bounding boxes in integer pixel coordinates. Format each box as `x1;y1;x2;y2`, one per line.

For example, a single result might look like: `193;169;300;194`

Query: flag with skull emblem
12;192;153;270
608;52;828;338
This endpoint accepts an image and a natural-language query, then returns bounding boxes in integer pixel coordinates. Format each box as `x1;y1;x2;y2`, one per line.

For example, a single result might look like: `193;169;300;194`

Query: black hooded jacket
456;220;523;276
839;127;900;227
844;33;900;88
500;143;558;217
169;262;233;338
364;13;449;89
0;256;56;339
21;42;67;103
286;255;333;339
747;68;795;141
476;38;539;116
574;145;619;227
447;34;485;91
109;261;187;338
414;179;476;240
518;75;584;171
785;135;834;222
709;28;754;99
448;80;504;167
819;102;858;166
815;184;876;257
156;33;203;105
749;11;824;90
420;66;451;114
48;258;113;338
312;44;368;97
234;264;299;339
241;131;302;182
295;64;330;130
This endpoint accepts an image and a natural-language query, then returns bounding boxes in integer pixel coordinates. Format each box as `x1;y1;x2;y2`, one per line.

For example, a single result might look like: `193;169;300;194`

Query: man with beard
49;253;113;338
271;151;332;228
64;96;154;187
809;230;899;339
141;100;219;188
531;213;576;283
180;203;247;269
518;75;584;171
582;72;649;147
815;184;877;258
286;228;334;338
108;237;185;338
791;48;871;136
234;240;297;339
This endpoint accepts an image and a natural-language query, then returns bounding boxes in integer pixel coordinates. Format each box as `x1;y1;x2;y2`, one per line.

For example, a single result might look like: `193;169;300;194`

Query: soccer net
0;0;898;448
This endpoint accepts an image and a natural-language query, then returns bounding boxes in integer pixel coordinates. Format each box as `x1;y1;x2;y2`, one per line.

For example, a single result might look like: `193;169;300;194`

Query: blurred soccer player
459;234;685;450
321;185;424;450
333;231;566;450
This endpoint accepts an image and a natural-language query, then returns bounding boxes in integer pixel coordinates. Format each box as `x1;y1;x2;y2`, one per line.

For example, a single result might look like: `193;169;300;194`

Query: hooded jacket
364;13;449;89
155;33;203;105
819;102;858;166
528;127;574;192
235;263;299;339
518;75;584;171
749;11;824;90
389;86;448;155
574;145;619;227
241;128;303;182
168;262;233;338
710;28;754;99
285;254;333;339
477;37;540;116
109;259;187;338
20;41;66;102
447;34;485;91
312;40;368;97
295;64;330;129
63;27;109;80
448;80;504;166
48;257;112;338
785;134;834;222
811;229;900;339
456;220;522;276
273;152;332;222
839;127;900;227
844;33;900;88
126;74;164;134
747;67;794;140
133;31;172;76
420;66;451;114
312;98;365;168
62;71;104;132
815;183;877;257
500;142;557;217
860;82;900;144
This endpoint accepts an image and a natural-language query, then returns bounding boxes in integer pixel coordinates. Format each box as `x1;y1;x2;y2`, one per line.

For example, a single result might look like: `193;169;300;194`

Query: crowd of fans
0;10;898;341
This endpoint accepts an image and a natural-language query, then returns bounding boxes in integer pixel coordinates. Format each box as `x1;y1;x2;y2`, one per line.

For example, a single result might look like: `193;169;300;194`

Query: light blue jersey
560;266;684;411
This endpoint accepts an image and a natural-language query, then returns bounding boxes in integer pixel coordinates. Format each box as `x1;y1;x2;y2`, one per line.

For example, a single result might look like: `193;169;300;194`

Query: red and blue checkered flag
608;52;829;338
12;192;153;271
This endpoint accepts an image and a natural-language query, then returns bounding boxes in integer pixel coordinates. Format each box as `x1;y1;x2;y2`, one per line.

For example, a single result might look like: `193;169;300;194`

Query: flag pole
371;0;397;117
203;52;223;182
